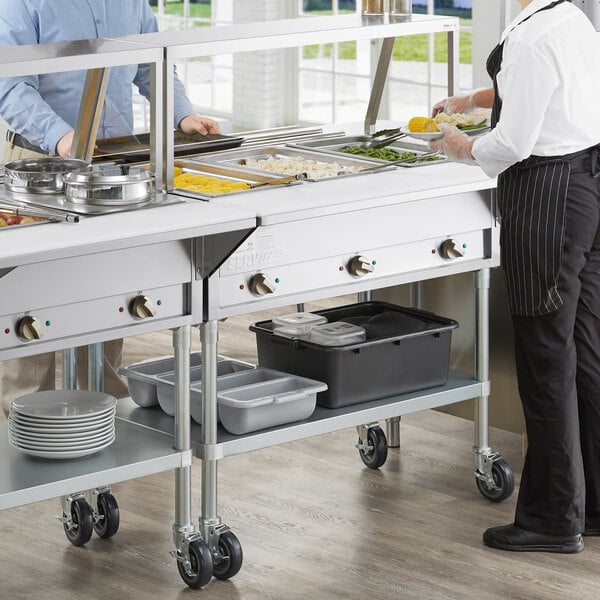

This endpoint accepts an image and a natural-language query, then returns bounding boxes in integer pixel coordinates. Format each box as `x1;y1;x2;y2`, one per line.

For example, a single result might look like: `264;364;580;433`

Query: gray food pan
172;159;303;200
288;138;450;168
216;369;328;435
155;358;255;419
199;145;389;181
118;351;220;408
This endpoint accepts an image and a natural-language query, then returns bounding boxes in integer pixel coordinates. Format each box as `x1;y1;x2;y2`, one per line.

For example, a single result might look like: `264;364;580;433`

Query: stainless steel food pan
172;160;305;200
199;145;390;181
4;158;89;194
63;164;155;206
289;137;450;168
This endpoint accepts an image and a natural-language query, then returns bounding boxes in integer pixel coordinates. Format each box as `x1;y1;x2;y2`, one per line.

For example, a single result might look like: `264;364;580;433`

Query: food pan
200;145;392;181
0;207;50;229
63;164;155;206
215;368;327;435
155;359;255;419
172;160;305;200
4;157;89;194
118;352;210;407
289;137;449;168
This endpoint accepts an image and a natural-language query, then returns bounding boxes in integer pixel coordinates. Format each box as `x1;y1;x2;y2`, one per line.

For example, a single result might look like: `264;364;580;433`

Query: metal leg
474;269;491;456
200;320;222;540
472;268;515;500
62;348;77;390
358;290;372;302
385;416;401;448
173;325;195;543
88;342;103;392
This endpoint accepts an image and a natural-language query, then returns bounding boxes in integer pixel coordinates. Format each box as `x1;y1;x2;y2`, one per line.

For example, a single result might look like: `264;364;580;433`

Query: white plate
400;120;490;141
8;425;115;444
9;407;115;426
11;390;116;420
8;417;115;438
9;433;115;451
9;436;116;460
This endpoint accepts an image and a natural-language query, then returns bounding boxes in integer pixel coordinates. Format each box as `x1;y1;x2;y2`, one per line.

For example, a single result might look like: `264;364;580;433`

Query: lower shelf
116;369;483;459
0;420;185;511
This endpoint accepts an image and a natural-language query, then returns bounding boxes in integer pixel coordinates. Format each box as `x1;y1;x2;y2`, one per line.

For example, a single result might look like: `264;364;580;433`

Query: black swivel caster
476;458;515;502
358;425;388;469
177;538;214;589
213;530;243;580
63;497;94;546
93;492;120;539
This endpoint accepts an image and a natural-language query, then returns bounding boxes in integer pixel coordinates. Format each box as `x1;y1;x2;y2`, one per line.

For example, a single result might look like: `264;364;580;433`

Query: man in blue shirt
0;0;220;411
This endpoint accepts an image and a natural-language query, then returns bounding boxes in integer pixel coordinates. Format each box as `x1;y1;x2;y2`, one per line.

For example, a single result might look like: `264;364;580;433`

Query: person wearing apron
0;1;221;414
431;0;600;552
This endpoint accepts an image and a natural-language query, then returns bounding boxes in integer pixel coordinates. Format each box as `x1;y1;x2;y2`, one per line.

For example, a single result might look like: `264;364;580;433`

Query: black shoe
483;523;584;553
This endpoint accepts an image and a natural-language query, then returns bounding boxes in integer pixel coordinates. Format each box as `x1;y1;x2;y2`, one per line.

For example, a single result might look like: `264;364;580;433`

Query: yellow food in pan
174;172;250;194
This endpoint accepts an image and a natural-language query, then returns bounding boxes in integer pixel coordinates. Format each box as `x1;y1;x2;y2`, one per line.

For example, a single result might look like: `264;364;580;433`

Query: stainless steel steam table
114;12;513;589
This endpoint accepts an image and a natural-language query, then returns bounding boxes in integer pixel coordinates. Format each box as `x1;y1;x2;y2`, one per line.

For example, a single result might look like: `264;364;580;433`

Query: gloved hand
431;94;473;117
429;123;477;165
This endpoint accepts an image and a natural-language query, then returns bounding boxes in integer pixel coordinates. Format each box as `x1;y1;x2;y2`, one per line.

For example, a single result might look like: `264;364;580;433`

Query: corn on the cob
407;117;439;133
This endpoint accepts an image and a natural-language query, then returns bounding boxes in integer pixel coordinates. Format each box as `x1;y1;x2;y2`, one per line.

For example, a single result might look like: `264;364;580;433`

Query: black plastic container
250;301;459;409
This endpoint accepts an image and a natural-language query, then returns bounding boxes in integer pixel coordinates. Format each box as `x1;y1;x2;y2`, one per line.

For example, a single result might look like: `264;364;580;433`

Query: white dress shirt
472;0;600;178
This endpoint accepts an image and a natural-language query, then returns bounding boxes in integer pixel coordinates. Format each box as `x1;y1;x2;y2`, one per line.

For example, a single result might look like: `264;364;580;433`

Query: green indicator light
156;300;162;306
274;278;280;284
462;244;468;249
45;320;51;327
372;260;377;265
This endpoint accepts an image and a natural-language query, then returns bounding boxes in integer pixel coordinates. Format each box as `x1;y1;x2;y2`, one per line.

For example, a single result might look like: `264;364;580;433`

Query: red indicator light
239;284;245;290
431;249;437;254
118;307;124;313
4;329;9;334
339;266;345;271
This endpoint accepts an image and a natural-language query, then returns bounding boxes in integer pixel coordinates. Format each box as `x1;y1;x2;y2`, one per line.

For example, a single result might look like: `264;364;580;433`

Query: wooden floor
1;301;599;600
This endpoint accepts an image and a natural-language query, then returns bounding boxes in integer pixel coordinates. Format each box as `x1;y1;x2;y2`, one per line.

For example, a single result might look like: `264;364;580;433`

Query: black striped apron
487;0;570;316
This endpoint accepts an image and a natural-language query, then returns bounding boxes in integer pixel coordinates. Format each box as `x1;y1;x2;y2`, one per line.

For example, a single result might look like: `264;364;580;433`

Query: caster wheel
93;492;120;539
64;498;94;547
476;458;515;502
358;426;388;469
177;539;213;589
213;531;243;580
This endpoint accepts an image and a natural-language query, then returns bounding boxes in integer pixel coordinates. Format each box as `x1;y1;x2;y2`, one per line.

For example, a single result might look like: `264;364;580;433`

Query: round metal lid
5;157;89;175
63;164;154;185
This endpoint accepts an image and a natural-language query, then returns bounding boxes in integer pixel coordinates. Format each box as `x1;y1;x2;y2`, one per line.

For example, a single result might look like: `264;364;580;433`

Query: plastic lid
308;321;366;346
272;312;327;328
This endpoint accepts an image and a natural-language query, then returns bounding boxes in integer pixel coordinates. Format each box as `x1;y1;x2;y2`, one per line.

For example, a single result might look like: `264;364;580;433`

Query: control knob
249;273;276;296
17;316;43;341
440;239;465;259
131;295;157;319
348;255;375;277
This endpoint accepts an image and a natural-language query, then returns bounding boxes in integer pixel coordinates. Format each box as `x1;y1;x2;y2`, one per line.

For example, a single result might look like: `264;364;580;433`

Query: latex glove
431;93;473;117
429;123;476;165
179;115;221;135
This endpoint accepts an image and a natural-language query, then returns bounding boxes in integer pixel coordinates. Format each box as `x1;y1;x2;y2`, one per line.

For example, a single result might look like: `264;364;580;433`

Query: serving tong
365;130;407;150
247;172;308;189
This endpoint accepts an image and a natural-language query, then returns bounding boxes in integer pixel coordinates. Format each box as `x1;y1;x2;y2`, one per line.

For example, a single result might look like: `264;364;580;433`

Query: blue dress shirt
0;0;194;154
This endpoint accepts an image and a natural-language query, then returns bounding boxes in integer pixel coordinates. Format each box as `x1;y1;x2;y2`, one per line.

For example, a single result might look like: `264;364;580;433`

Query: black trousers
510;151;600;536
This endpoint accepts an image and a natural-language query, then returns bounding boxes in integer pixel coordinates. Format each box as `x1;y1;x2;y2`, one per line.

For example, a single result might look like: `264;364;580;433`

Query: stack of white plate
8;390;117;460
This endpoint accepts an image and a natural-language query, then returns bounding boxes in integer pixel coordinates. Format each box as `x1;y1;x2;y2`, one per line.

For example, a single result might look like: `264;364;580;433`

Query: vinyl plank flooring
1;299;599;600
